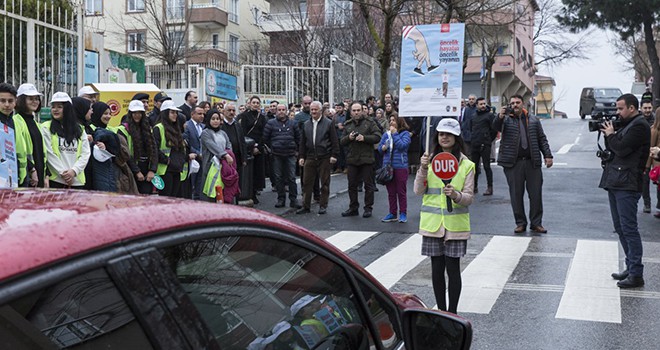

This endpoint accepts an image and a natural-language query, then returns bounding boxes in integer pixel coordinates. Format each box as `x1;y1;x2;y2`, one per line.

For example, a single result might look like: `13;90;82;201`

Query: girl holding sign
414;118;475;314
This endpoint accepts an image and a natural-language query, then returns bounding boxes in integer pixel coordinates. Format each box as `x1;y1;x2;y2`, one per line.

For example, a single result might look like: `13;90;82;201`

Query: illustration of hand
406;27;437;74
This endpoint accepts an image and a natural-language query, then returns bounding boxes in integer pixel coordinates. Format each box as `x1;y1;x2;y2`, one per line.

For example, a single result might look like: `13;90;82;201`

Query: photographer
600;94;650;289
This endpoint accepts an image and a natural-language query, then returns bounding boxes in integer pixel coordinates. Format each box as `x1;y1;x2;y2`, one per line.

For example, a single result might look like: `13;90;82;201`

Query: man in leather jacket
600;93;650;289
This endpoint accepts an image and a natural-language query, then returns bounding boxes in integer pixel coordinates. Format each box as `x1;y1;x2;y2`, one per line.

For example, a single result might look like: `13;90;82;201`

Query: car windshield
594;89;622;98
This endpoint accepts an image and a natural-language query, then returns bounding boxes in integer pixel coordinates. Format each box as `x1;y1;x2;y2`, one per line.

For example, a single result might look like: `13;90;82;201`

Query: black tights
431;256;462;314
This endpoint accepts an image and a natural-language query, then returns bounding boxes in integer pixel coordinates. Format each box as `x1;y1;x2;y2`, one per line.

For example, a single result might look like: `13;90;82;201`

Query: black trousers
503;159;543;227
347;163;375;211
471;143;493;187
160;172;182;198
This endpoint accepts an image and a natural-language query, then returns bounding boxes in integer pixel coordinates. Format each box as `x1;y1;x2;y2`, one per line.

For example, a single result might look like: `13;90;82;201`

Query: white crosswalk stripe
324;230;640;323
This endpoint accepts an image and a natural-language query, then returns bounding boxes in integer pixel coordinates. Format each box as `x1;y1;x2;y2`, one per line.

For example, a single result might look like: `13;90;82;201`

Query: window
229;0;239;23
229;35;239;62
0;268;154;348
159;236;381;350
168;30;185;57
166;0;185;20
127;31;146;53
127;0;145;12
325;0;352;26
85;0;102;15
497;44;508;55
299;0;307;18
212;33;220;49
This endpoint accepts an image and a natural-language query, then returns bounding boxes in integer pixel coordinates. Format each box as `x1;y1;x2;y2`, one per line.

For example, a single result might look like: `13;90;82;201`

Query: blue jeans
608;190;644;276
272;154;298;202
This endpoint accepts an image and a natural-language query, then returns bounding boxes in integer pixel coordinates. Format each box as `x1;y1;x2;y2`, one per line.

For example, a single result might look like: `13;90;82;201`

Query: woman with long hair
379;115;411;223
14;83;47;187
414;118;475;314
41;92;91;189
154;100;191;197
648;107;660;218
117;100;158;194
238;95;268;204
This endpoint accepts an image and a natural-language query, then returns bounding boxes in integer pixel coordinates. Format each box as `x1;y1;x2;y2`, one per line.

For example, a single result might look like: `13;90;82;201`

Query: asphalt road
254;117;660;350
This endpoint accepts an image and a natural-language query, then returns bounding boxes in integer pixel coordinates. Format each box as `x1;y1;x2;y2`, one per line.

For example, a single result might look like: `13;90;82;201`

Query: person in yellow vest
116;100;158;194
153;100;192;197
414;118;475;314
41;92;91;189
14;83;47;187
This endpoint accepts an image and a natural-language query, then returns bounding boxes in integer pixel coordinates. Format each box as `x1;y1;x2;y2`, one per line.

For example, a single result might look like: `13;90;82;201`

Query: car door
0;246;196;349
126;225;406;350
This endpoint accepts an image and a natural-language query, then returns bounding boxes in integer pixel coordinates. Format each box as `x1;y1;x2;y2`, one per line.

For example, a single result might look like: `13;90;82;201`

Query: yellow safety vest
419;157;474;233
115;125;133;156
154;123;188;181
13;113;47;184
42;120;86;184
202;157;224;198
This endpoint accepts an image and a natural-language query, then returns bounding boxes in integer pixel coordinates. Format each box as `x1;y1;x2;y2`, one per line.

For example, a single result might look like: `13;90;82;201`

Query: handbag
650;165;660;184
375;139;394;185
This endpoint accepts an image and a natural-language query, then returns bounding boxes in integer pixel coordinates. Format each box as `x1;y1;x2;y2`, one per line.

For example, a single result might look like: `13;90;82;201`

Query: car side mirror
402;308;472;350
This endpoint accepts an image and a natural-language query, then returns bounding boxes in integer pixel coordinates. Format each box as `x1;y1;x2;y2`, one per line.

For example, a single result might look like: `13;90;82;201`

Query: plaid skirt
421;236;467;258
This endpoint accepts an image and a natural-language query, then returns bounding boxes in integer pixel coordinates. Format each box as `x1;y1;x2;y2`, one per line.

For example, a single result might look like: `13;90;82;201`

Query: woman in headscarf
41;92;91;189
200;108;239;203
72;96;94;189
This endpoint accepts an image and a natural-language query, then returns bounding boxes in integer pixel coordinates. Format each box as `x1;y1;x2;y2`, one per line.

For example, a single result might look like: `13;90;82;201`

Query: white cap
160;100;181;112
50;92;72;104
17;83;43;97
128;100;146;112
435;118;461;136
93;145;115;162
78;86;98;97
290;295;319;317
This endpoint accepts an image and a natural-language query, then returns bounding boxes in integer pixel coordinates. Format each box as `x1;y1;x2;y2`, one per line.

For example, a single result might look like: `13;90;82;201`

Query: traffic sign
431;152;459;180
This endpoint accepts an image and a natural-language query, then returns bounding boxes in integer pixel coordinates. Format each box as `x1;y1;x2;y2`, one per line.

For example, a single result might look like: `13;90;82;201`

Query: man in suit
179;90;198;121
221;103;248;179
183;105;205;200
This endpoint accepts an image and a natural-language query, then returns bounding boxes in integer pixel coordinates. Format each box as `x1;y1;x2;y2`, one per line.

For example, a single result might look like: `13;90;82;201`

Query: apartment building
534;75;555;119
84;0;270;68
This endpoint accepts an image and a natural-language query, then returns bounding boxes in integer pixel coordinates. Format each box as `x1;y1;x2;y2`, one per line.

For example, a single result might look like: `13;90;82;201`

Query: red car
0;189;471;350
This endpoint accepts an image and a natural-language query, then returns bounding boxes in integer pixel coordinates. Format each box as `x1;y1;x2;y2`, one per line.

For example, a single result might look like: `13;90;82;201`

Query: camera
504;106;513;115
596;149;614;162
588;112;621;132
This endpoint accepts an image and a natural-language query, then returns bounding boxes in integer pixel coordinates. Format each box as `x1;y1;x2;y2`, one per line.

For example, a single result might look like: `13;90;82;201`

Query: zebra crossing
323;230;660;325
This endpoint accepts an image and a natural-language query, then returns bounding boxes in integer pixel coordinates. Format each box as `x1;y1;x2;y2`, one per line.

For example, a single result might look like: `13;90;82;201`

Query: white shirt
312;117;320;145
41;126;91;187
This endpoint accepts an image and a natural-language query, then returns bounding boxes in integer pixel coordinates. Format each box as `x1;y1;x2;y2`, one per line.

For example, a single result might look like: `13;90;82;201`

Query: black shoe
617;275;644;288
275;200;285;208
362;210;372;218
341;209;359;217
611;270;629;281
290;200;302;209
318;207;327;215
253;197;260;205
296;208;310;214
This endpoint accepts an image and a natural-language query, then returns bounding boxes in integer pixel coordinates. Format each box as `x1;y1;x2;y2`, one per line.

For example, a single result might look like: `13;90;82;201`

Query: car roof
0;189;334;281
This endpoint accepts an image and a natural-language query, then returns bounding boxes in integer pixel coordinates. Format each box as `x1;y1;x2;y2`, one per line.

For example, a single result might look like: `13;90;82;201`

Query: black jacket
493;110;552;168
599;114;651;192
340;116;382;165
263;117;300;157
469;108;496;145
221;120;248;165
238;109;268;152
299;116;339;160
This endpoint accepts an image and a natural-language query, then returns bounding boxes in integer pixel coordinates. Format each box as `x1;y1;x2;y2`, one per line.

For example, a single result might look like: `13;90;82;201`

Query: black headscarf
204;109;222;132
91;101;110;129
71;97;93;134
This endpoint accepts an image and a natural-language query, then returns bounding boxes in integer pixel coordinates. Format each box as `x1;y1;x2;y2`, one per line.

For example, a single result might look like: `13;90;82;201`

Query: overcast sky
537;29;634;118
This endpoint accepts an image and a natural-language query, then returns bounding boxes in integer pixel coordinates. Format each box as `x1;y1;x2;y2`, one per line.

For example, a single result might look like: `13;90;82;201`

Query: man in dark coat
221;103;247;174
238;96;268;204
183;105;205;200
493;94;553;234
469;97;496;195
179;90;198;121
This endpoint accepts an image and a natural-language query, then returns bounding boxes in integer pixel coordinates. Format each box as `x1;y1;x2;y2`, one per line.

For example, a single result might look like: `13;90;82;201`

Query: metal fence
146;60;240;90
0;0;82;99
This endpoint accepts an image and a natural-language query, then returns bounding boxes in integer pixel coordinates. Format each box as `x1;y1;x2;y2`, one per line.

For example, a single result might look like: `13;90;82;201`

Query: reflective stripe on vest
42;120;85;184
202;157;224;198
419;157;475;232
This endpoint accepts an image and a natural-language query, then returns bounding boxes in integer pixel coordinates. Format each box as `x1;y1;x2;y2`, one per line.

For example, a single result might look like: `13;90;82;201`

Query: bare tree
610;32;652;82
533;0;593;67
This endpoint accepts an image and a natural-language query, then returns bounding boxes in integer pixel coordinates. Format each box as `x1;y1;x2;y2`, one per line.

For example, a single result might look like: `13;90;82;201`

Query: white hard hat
78;86;98;97
436;118;461;136
160;100;181;112
50;92;72;105
128;100;146;112
17;83;43;97
290;295;319;317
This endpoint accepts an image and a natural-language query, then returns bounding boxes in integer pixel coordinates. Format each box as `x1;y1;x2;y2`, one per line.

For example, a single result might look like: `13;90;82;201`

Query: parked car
0;189;471;350
579;87;622;119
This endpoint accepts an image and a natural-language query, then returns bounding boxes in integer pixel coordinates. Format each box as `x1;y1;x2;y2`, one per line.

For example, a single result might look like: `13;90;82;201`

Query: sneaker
381;213;398;222
398;213;407;223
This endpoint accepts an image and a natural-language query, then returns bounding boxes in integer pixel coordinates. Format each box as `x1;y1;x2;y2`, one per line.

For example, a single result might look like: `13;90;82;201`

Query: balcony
260;13;308;33
187;44;228;65
190;2;228;28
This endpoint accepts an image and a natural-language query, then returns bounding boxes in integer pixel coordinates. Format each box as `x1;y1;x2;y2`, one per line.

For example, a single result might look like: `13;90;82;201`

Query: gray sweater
200;128;232;183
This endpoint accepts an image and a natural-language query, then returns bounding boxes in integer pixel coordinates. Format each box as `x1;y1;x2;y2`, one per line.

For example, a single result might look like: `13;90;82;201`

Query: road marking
365;234;424;289
555;240;621;323
457;236;531;314
557;144;573;154
326;231;380;252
